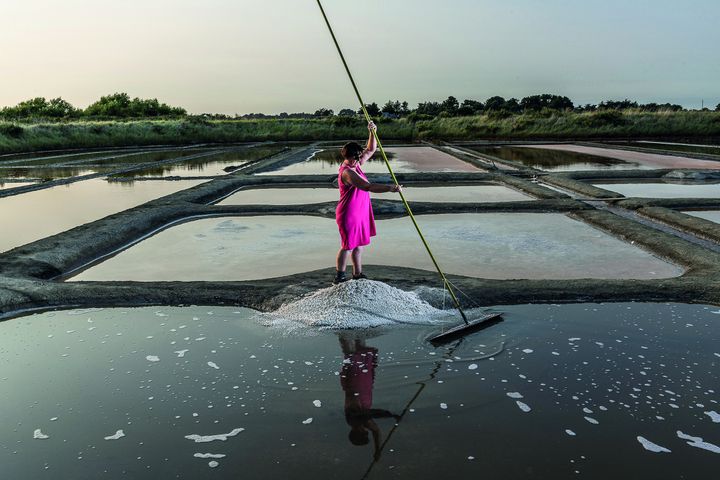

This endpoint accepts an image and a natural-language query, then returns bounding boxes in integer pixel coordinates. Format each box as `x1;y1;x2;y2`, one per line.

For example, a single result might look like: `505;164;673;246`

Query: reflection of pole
359;340;464;480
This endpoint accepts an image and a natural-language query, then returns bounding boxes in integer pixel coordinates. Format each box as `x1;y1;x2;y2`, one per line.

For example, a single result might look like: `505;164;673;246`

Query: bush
580;110;626;127
0;123;24;138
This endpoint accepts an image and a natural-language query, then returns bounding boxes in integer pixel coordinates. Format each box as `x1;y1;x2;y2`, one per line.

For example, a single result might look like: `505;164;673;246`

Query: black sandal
333;271;349;285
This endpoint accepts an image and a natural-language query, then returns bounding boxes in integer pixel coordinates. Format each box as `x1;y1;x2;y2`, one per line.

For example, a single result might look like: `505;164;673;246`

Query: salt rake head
427;312;504;345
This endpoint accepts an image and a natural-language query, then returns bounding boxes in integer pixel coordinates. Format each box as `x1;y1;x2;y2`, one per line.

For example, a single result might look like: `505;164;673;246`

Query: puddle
683;211;720;224
593;182;720;198
0;302;717;479
72;214;682;281
258;147;480;175
0;179;208;253
217;185;531;206
527;145;720;170
128;146;287;177
469;146;644;171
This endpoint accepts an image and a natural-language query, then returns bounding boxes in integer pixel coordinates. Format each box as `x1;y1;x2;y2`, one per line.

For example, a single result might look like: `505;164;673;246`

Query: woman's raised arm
358;121;377;165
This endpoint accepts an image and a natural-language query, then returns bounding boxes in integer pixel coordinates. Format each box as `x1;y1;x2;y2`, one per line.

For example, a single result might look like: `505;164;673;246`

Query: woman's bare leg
351;246;364;276
336;248;351;272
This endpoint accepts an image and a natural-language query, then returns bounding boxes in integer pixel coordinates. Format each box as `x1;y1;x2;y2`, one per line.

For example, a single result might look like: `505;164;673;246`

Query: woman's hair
341;142;363;161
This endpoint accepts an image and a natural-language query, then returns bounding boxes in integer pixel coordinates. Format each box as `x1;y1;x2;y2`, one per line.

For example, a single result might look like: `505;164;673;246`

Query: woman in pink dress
334;122;402;284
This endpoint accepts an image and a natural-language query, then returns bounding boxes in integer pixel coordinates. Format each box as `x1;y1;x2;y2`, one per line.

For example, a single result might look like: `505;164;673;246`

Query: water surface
72;214;682;281
593;182;720;198
0;179;208;253
469;146;643;172
258;147;480;175
1;302;717;479
217;185;532;206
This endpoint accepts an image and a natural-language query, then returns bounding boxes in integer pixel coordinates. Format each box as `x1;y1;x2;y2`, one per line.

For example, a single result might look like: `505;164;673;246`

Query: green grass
1;111;719;155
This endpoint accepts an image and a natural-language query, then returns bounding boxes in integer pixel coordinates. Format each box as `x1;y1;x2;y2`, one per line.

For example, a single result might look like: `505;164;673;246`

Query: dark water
128;146;287;177
1;303;718;479
470;146;643;171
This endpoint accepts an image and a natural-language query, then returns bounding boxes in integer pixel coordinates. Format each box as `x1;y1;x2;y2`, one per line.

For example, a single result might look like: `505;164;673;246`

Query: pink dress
336;163;376;250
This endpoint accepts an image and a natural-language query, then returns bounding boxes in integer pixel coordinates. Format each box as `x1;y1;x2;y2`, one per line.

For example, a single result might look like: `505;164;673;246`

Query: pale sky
1;0;718;114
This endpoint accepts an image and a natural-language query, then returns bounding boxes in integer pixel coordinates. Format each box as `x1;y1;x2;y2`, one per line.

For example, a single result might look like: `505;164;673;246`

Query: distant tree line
0;93;186;119
1;92;714;122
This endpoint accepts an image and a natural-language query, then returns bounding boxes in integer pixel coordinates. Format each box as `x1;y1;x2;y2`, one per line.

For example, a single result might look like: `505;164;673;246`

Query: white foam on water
302;418;313;425
175;349;189;358
516;401;531;413
506;392;523;399
677;431;720;453
637;436;671;453
313;400;322;408
185;428;244;443
146;355;160;362
194;453;226;459
208;461;219;468
104;430;125;440
260;280;451;330
33;429;49;439
208;362;220;370
704;411;720;423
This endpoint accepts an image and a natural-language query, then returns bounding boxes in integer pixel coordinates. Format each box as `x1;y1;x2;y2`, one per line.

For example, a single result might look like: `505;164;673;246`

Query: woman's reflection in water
339;333;400;460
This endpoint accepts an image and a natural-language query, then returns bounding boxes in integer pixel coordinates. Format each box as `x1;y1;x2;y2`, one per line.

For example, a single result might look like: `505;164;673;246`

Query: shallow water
683;210;720;224
71;214;682;281
469;146;644;172
593;182;720;198
610;141;720;156
529;145;720;170
1;302;717;479
257;147;481;175
128;146;287;177
216;185;532;205
0;179;208;253
0;165;112;180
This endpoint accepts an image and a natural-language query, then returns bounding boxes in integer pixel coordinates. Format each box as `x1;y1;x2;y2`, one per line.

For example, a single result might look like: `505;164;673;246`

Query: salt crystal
208;362;220;370
506;392;523;399
516;401;531;413
33;429;49;440
146;355;160;362
175;349;189;358
104;430;125;440
704;411;720;423
208;461;219;468
302;418;313;425
185;428;244;443
677;431;720;453
313;400;322;408
440;403;448;409
468;364;478;370
637;436;671;453
194;453;226;459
